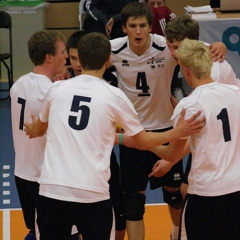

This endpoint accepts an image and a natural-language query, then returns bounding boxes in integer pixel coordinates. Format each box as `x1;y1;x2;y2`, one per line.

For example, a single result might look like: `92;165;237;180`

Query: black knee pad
162;188;183;209
123;192;146;221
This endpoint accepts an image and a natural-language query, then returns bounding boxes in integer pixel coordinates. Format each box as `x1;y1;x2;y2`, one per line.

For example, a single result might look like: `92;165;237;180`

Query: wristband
119;133;123;145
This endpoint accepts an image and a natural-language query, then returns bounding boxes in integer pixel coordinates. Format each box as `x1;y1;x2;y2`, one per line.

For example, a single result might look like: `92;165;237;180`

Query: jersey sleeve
114;90;144;136
218;60;240;87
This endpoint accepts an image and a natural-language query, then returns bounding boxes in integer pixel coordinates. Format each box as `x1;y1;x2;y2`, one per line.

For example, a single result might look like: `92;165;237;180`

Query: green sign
0;0;45;6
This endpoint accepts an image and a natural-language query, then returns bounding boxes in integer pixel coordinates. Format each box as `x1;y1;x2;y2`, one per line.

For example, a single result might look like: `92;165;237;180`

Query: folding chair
79;0;87;30
0;11;13;100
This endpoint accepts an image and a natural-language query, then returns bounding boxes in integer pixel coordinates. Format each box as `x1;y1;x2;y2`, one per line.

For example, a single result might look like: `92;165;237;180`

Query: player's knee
123;192;146;221
162;188;183;209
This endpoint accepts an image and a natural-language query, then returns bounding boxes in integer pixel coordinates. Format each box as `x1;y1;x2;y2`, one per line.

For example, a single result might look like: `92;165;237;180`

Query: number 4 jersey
172;82;240;196
110;34;177;130
10;73;53;181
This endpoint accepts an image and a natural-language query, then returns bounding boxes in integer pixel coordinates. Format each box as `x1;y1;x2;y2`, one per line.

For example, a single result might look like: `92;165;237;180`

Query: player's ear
46;54;53;63
105;58;111;69
149;25;152;33
122;25;127;34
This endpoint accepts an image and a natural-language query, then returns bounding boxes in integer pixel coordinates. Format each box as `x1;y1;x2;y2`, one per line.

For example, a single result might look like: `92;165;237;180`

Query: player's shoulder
110;36;128;53
151;34;167;50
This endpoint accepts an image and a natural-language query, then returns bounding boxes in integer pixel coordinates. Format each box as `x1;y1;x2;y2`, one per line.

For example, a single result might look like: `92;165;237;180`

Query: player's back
39;74;141;192
10;72;53;181
184;82;240;196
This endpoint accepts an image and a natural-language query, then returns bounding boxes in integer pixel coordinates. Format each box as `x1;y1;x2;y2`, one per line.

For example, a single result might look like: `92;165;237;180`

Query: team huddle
10;1;240;240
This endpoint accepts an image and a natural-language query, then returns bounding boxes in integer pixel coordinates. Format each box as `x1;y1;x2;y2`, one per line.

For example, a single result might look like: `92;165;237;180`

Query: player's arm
150;138;190;162
148;138;190;178
24;115;48;138
131;109;204;150
53;65;72;81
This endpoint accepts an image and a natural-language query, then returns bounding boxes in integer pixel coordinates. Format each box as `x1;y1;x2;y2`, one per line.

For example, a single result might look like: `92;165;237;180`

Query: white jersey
10;72;53;181
211;59;240;86
110;34;177;130
38;75;143;203
172;82;240;196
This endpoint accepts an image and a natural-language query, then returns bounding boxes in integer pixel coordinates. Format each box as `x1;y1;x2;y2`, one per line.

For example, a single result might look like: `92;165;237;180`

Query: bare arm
24;115;48;138
131;109;204;150
148;138;190;178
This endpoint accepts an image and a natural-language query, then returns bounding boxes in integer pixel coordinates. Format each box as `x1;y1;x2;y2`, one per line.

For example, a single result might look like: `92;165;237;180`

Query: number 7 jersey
110;34;177;130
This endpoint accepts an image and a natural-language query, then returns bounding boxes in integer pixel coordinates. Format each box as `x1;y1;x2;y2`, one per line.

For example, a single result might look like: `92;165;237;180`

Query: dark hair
164;15;199;43
78;32;111;70
66;31;87;54
121;2;153;27
28;30;66;66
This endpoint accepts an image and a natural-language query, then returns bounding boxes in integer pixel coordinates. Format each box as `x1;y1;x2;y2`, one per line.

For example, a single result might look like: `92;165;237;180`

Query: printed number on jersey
137;72;150;97
68;95;91;130
217;108;231;142
18;97;26;130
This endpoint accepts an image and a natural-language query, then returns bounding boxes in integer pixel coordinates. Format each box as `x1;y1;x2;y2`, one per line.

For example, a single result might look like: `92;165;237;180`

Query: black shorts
120;128;183;192
180;191;240;240
37;196;114;240
109;150;125;231
15;176;39;231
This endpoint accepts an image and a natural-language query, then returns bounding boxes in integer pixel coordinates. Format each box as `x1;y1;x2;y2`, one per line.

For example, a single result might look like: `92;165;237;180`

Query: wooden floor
0;204;171;240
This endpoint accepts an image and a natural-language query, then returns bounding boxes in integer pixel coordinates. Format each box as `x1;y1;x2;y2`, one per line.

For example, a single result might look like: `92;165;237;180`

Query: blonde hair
176;39;212;79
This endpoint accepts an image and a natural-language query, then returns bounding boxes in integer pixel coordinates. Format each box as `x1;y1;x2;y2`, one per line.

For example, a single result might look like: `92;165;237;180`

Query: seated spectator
145;0;176;36
84;0;138;39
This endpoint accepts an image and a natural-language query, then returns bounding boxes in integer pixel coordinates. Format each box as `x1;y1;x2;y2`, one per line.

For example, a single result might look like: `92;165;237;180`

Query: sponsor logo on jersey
122;59;129;66
173;173;181;181
147;57;165;69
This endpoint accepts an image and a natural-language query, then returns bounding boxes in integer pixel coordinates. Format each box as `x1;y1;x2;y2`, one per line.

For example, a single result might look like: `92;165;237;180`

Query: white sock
171;223;179;240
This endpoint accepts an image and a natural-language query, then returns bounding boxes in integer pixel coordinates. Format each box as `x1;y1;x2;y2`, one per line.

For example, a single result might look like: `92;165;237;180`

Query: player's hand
105;18;114;38
148;159;174;178
24;115;38;139
209;42;227;63
175;109;205;138
53;66;71;82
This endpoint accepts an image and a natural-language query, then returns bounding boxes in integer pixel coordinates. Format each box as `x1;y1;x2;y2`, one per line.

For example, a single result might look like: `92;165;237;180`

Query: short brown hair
165;15;199;43
78;32;111;70
121;1;153;27
28;30;66;66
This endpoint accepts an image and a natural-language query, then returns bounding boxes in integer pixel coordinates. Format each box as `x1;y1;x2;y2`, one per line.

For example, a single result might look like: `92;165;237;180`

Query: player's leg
147;128;184;240
154;160;183;240
15;176;39;240
181;194;225;240
120;146;150;240
78;199;114;240
225;190;240;239
109;149;126;240
37;195;74;240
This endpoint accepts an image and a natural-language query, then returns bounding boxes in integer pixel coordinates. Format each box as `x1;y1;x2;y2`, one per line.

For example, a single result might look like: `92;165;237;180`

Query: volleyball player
109;2;226;240
10;30;79;240
154;38;240;239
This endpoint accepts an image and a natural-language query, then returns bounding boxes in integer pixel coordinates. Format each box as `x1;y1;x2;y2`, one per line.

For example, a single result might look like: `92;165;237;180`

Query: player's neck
193;77;214;88
81;68;105;79
32;65;54;81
